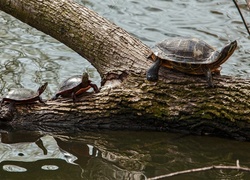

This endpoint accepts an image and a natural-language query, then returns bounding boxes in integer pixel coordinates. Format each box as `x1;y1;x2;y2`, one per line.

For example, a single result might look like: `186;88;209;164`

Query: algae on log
0;0;250;141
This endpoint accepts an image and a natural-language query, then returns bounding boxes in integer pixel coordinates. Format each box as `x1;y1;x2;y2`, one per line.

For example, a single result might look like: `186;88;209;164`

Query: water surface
1;130;250;179
0;0;250;98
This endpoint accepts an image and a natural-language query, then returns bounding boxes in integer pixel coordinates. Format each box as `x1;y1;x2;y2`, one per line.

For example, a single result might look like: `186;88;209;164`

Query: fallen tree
0;0;250;140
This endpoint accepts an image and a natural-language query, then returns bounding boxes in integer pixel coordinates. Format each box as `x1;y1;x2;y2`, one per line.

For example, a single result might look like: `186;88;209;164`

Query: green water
0;0;250;179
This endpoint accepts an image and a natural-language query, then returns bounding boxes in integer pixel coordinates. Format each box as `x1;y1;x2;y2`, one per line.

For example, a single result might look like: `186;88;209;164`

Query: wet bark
0;0;250;140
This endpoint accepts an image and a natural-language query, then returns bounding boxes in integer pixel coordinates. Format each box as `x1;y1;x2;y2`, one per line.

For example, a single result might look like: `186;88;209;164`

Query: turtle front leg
146;57;162;82
0;99;5;107
90;83;99;93
8;102;16;112
205;68;214;88
75;86;91;97
71;92;77;103
1;99;16;112
51;94;59;100
38;97;46;104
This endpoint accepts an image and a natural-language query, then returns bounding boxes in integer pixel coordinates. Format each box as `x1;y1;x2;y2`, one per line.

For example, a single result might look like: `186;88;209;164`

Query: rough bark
0;0;250;141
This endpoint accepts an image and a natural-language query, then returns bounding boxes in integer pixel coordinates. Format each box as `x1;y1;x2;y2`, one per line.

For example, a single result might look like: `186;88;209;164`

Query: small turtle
52;72;99;102
1;82;48;110
146;37;237;87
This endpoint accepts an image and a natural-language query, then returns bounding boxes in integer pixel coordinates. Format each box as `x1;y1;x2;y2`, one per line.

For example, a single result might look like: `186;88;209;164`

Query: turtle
52;72;99;102
146;37;237;87
1;82;48;110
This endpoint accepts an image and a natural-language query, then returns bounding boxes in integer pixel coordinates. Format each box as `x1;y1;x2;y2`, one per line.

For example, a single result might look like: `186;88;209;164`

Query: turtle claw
146;72;158;82
90;83;99;93
38;97;47;105
208;82;215;88
51;95;59;101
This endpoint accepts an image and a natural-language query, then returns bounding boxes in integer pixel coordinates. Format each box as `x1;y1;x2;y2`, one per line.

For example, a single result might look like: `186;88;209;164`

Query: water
1;130;250;179
0;0;250;179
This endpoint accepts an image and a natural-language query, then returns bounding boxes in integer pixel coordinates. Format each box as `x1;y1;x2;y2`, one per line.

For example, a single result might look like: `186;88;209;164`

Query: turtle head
218;40;237;64
81;72;90;84
37;82;48;95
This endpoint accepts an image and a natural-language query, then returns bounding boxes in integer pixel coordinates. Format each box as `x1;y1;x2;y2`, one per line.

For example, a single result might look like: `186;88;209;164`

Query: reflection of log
0;0;250;140
2;130;250;179
55;131;250;179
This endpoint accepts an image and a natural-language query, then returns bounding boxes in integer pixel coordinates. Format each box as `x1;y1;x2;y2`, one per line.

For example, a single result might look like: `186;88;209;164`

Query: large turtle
146;37;237;87
52;72;99;102
1;82;48;110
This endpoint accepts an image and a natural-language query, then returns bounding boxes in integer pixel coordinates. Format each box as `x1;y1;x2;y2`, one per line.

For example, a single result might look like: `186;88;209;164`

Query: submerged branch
148;160;250;180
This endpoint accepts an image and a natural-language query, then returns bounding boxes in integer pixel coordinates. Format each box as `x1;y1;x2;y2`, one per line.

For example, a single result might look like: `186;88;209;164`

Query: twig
147;160;250;180
232;0;250;35
246;0;250;9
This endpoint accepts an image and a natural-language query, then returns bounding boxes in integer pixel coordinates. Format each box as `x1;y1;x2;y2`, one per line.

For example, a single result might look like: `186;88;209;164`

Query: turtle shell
147;37;237;86
1;82;47;106
3;88;38;101
59;75;83;93
152;37;219;64
54;73;91;100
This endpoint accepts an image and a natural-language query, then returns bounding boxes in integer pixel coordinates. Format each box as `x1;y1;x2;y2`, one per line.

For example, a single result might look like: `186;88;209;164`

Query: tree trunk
0;0;250;141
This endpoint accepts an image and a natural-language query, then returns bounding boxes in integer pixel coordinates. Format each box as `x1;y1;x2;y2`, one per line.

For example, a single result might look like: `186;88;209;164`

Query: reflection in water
41;164;59;171
0;135;80;172
0;131;147;179
0;130;250;179
84;157;146;180
2;164;27;172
